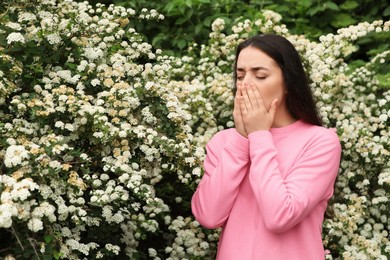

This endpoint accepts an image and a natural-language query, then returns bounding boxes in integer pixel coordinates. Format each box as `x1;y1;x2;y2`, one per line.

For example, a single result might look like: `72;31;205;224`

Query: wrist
235;128;247;138
247;126;270;134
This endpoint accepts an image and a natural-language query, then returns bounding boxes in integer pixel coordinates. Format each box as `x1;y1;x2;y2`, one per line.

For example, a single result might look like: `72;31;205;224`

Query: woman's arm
248;130;341;233
191;130;249;229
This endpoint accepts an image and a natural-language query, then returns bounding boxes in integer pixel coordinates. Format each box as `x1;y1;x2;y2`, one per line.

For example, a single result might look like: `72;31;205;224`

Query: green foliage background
78;0;390;86
84;0;389;58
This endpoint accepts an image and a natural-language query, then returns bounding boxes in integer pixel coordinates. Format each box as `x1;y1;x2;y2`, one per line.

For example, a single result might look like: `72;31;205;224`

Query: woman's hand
233;86;248;138
239;83;278;134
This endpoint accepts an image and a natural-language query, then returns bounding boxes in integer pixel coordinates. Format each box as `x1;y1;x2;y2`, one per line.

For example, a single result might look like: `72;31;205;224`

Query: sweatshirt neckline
270;120;306;135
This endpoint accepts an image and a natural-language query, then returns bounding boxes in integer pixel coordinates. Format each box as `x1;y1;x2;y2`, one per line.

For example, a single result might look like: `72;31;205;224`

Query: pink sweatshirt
191;120;341;260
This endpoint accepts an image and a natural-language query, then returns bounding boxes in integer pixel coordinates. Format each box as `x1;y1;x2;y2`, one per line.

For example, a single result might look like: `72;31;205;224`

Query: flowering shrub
0;1;216;259
0;0;389;259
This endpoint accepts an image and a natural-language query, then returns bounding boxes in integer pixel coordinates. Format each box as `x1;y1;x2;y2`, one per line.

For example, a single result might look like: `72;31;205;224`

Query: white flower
378;114;388;122
56;70;81;84
46;33;62;45
200;241;209;249
211;18;225;32
18;12;37;23
27;218;43;232
55;121;65;129
7;32;25;44
105;243;120;255
192;167;201;177
148;248;158;257
100;174;109;181
10;187;30;201
0;204;18;228
91;79;100;86
83;47;104;61
80;153;89;160
4;145;30;167
6;138;16;145
6;22;22;31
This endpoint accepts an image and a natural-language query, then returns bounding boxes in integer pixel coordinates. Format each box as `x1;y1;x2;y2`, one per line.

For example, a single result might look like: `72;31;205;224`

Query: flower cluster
164;216;219;260
0;0;205;258
0;0;388;259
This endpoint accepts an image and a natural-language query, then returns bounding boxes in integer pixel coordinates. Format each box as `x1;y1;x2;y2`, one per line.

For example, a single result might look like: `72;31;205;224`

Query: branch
0;1;11;21
11;226;24;251
28;238;40;259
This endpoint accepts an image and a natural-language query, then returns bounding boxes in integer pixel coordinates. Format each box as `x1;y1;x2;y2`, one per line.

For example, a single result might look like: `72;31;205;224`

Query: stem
28;238;40;259
11;226;24;251
0;0;11;21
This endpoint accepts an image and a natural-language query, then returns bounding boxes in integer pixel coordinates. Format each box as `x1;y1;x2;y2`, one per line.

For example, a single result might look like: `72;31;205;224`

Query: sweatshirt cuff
226;129;249;156
248;130;273;149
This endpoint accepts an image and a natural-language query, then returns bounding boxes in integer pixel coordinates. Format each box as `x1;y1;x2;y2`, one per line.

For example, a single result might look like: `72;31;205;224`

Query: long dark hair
233;34;323;126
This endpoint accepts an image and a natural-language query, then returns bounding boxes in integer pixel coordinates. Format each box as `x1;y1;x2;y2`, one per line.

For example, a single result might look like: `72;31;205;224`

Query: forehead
236;46;278;69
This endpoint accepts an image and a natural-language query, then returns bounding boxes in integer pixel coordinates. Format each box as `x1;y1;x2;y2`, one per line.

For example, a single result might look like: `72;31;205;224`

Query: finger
249;84;260;109
233;96;238;111
241;86;252;111
234;95;240;113
236;84;242;97
236;81;242;91
242;84;255;109
239;95;247;114
234;85;243;106
252;84;267;111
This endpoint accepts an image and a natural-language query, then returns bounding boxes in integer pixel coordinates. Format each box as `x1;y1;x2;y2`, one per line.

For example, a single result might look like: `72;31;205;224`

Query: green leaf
376;73;390;89
384;6;390;16
330;13;356;28
348;59;366;71
54;250;64;260
65;62;76;70
340;0;359;10
176;16;189;25
324;2;340;11
177;39;187;49
178;4;187;15
44;235;52;244
185;0;193;8
270;4;290;13
163;1;176;14
195;23;203;34
185;8;194;21
307;5;326;16
152;33;166;47
368;5;379;16
203;16;213;27
299;0;313;8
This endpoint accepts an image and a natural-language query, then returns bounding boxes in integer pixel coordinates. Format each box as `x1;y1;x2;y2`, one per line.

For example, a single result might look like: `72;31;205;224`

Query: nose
241;74;252;86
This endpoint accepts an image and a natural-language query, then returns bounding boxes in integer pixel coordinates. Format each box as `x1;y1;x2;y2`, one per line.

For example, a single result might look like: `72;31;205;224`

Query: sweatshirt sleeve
191;130;250;229
248;130;341;233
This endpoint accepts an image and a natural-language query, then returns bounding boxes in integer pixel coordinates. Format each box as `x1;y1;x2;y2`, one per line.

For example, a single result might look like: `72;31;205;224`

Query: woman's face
236;46;286;110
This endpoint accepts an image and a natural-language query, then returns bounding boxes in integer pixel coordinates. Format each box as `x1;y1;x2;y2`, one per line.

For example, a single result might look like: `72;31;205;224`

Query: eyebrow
236;66;269;72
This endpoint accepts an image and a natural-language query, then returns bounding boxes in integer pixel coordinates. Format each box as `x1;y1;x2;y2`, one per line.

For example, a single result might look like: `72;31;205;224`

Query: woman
191;34;341;260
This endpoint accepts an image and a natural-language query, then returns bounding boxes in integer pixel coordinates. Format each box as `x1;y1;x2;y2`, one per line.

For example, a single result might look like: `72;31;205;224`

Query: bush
82;0;390;58
0;0;389;259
